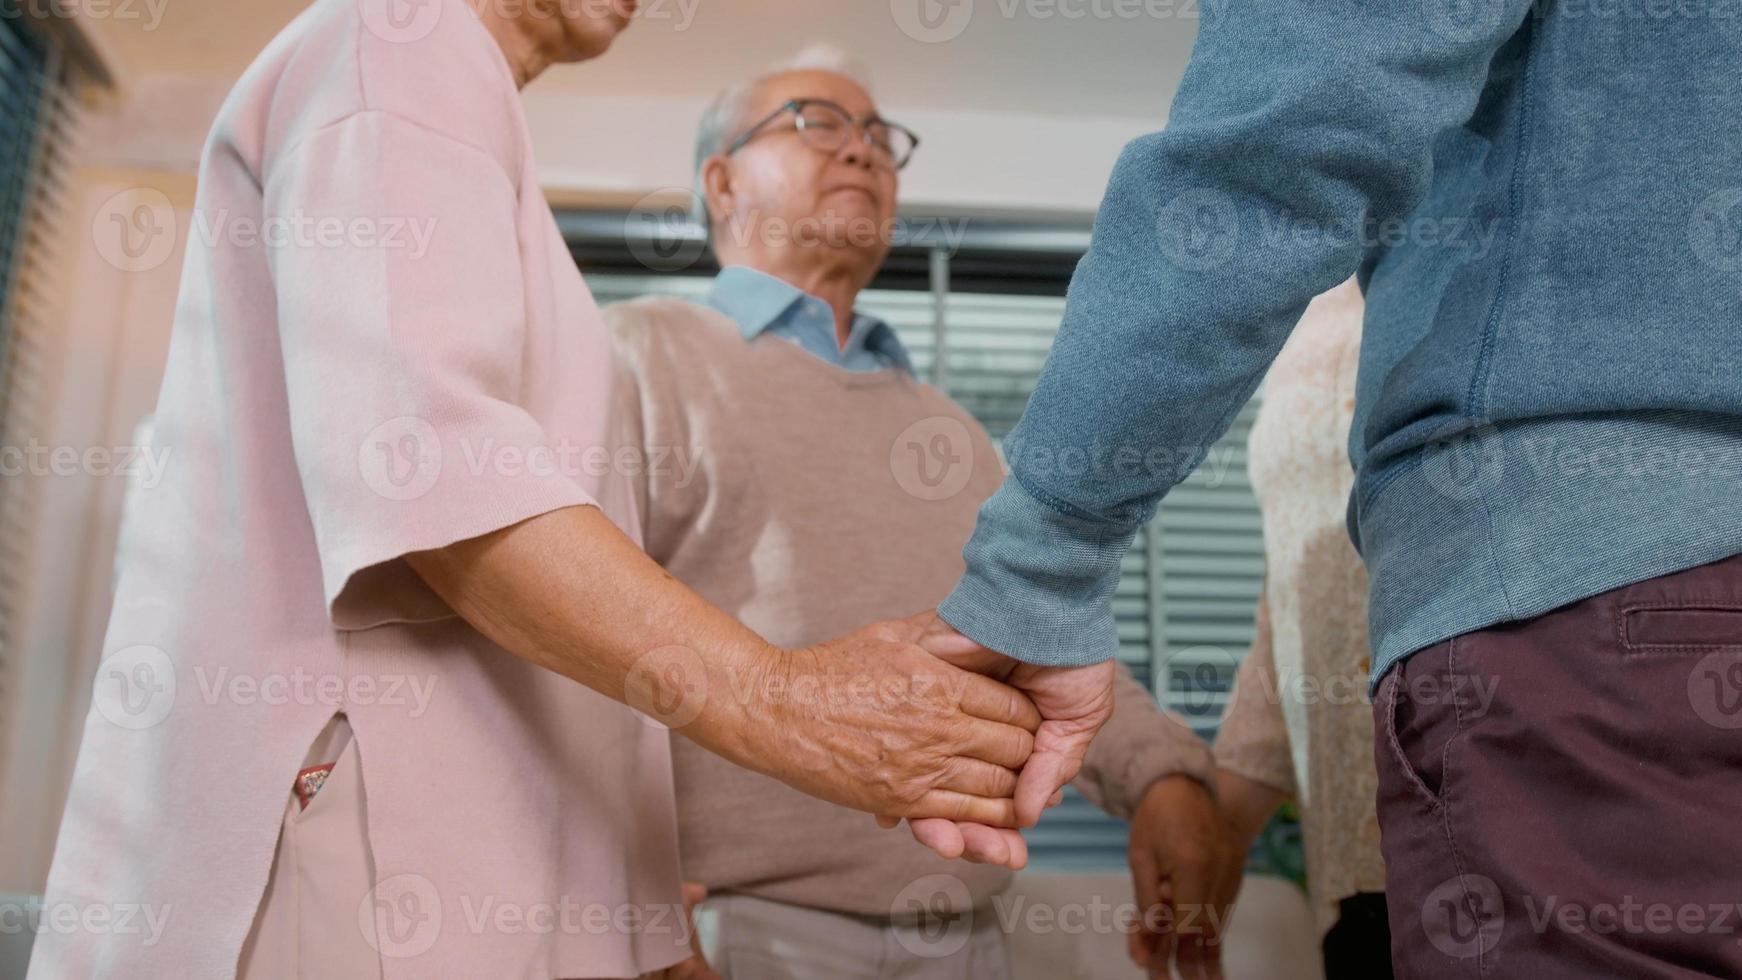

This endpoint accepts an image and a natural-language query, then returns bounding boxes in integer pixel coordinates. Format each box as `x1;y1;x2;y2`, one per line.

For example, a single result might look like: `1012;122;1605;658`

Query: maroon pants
1373;552;1742;979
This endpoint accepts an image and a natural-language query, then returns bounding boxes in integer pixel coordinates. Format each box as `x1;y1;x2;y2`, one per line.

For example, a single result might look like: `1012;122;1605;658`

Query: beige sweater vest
608;296;1210;917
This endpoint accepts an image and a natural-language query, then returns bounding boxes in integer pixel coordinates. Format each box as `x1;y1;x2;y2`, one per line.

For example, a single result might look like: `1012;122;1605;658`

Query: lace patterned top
1213;279;1387;934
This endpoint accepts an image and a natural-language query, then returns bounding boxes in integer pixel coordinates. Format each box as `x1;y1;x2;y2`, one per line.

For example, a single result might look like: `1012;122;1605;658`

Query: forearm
1074;663;1213;821
1214;768;1289;848
941;0;1533;667
405;503;771;766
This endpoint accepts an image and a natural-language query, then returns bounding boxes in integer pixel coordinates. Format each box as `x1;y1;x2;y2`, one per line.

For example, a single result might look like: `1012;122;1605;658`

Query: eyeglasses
724;99;920;171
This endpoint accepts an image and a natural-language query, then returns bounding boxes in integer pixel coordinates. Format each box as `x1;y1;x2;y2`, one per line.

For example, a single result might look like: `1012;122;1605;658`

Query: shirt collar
706;266;914;375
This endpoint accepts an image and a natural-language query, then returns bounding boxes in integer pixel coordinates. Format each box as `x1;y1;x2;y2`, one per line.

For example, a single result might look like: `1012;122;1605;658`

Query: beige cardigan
1213;279;1387;934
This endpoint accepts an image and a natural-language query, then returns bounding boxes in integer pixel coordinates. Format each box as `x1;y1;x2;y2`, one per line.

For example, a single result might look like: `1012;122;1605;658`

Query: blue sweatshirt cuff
938;477;1135;667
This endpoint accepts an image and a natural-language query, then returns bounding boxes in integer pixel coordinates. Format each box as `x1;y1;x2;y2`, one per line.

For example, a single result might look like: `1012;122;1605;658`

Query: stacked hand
686;614;1043;828
868;612;1117;869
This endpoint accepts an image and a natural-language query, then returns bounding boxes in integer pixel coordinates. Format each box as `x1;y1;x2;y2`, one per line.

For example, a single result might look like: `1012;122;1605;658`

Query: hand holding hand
875;613;1116;868
686;614;1042;827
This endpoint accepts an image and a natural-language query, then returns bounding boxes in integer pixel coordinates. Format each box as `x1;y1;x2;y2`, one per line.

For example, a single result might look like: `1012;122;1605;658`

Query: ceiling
89;0;1198;119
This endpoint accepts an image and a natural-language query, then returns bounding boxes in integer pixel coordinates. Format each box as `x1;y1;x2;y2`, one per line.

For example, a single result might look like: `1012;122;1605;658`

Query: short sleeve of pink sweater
264;108;596;628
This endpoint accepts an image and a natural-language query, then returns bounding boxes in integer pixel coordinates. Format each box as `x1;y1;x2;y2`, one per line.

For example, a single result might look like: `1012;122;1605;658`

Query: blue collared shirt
706;266;913;375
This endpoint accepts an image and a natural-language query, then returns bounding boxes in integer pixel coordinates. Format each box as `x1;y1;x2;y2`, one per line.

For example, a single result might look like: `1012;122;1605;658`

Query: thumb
1013;732;1091;826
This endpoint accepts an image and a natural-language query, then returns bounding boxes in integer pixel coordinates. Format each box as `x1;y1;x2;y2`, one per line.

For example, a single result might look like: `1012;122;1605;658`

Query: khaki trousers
695;893;1011;980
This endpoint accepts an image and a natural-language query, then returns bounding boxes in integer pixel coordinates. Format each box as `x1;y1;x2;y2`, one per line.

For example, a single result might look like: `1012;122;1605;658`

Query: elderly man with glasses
605;47;1236;980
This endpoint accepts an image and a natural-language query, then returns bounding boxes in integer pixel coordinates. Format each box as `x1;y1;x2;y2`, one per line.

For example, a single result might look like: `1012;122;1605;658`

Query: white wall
96;71;1154;214
0;170;193;892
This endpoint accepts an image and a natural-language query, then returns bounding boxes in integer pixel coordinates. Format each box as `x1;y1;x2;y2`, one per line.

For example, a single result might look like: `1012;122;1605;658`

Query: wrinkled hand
688;614;1042;826
1126;775;1243;980
875;613;1116;868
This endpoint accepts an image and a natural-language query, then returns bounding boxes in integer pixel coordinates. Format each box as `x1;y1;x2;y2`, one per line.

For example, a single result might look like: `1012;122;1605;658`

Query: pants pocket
1383;640;1462;806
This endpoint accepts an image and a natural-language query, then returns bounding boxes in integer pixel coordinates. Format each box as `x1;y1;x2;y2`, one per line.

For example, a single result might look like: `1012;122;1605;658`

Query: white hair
692;44;876;227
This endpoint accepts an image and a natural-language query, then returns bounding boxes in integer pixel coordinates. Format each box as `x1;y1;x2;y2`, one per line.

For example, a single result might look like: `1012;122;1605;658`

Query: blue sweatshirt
939;0;1742;685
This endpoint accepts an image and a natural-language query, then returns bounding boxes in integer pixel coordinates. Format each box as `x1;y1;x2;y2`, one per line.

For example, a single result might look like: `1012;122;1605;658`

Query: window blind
0;5;85;787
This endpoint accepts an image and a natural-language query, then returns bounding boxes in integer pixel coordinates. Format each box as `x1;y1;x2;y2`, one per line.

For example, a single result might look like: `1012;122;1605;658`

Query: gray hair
692;44;876;227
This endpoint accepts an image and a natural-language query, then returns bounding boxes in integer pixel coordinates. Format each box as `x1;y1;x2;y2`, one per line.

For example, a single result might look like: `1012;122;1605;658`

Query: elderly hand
873;613;1116;868
682;613;1043;827
1125;775;1244;980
